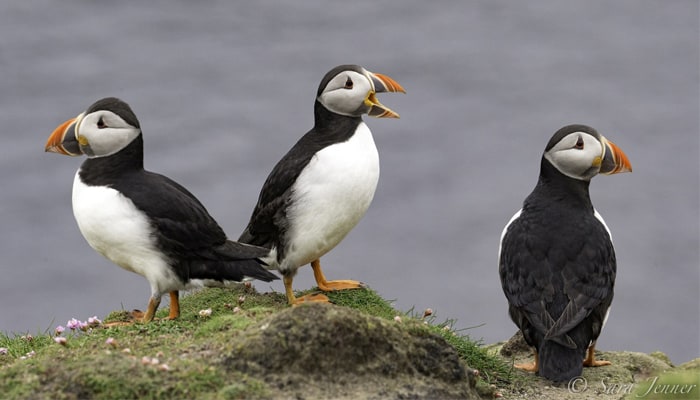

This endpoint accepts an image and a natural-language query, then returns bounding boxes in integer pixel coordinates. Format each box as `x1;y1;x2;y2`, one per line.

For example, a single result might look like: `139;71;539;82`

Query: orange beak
371;73;406;94
45;117;82;156
599;137;632;174
365;70;405;119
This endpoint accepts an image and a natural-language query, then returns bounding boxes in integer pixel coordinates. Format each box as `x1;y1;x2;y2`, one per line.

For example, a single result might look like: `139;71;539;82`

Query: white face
544;131;604;180
317;70;373;117
75;110;141;158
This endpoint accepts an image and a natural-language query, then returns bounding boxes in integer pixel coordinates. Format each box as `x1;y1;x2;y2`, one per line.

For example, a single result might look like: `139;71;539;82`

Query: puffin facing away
45;97;278;323
498;124;632;382
239;65;405;305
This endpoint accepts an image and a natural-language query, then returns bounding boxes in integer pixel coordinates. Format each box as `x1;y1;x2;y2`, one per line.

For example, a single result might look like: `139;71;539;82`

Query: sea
0;1;697;364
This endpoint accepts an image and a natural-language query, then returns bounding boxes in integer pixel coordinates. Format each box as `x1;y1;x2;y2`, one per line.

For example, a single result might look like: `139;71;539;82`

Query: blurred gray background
1;1;697;364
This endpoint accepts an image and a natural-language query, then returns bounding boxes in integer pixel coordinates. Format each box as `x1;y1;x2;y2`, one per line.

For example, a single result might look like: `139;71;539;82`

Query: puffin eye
344;77;353;89
574;136;584;149
97;117;107;129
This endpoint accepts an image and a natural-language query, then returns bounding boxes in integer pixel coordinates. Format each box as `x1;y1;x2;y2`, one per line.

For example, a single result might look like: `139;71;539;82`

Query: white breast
281;122;380;272
71;170;182;295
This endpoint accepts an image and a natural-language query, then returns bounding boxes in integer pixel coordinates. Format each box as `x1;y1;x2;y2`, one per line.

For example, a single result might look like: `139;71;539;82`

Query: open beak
45;116;82;156
599;136;632;175
365;71;406;119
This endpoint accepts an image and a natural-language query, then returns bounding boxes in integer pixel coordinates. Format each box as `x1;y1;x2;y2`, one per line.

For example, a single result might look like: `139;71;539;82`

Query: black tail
538;340;585;382
214;240;271;260
189;258;278;282
187;240;278;282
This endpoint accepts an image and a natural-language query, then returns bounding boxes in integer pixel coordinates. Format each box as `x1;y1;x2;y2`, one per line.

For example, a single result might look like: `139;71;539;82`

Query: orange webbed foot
311;259;365;292
584;345;611;367
291;292;331;305
316;279;365;292
514;351;539;373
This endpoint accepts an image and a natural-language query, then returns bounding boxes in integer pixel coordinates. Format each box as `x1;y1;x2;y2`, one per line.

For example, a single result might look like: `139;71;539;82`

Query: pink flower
0;348;8;355
54;337;67;346
87;316;102;327
66;318;81;330
54;325;65;336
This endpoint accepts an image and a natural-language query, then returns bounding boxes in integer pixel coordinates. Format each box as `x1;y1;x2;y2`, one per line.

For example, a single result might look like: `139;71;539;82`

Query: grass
626;370;700;400
0;285;514;399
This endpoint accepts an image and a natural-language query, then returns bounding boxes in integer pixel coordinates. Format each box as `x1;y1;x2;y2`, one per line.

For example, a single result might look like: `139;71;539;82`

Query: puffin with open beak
45;97;278;323
239;65;405;305
498;124;632;382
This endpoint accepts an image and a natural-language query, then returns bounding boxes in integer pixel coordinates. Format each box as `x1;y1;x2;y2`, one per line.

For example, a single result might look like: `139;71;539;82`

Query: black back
499;156;616;381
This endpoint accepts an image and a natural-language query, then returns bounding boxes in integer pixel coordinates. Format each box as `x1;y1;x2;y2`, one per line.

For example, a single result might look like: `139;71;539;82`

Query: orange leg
284;274;329;305
311;259;364;292
106;297;158;327
106;292;178;326
514;351;539;373
164;291;180;320
140;296;160;323
583;344;611;367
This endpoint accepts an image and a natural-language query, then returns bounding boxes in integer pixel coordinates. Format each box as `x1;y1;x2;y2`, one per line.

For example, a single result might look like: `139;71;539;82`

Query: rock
486;331;683;400
678;358;700;371
496;331;673;380
222;303;479;400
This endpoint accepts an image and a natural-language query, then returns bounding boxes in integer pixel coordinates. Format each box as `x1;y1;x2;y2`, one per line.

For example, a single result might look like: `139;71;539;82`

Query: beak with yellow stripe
365;70;406;118
45;115;83;156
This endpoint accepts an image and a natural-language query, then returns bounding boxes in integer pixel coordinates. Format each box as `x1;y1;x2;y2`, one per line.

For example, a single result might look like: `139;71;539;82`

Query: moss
223;303;479;399
650;351;674;367
0;285;505;399
195;314;256;337
325;287;399;320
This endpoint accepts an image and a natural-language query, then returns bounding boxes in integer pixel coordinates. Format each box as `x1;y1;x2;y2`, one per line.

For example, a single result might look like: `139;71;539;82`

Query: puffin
45;97;278;323
498;124;632;382
239;64;405;305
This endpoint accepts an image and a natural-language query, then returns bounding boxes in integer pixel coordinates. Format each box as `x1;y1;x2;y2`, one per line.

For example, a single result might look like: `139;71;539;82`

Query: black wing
114;170;277;282
499;209;615;348
239;128;327;249
116;170;228;255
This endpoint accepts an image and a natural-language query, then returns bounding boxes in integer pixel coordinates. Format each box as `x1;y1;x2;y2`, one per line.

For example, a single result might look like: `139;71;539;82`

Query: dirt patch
222;303;480;399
